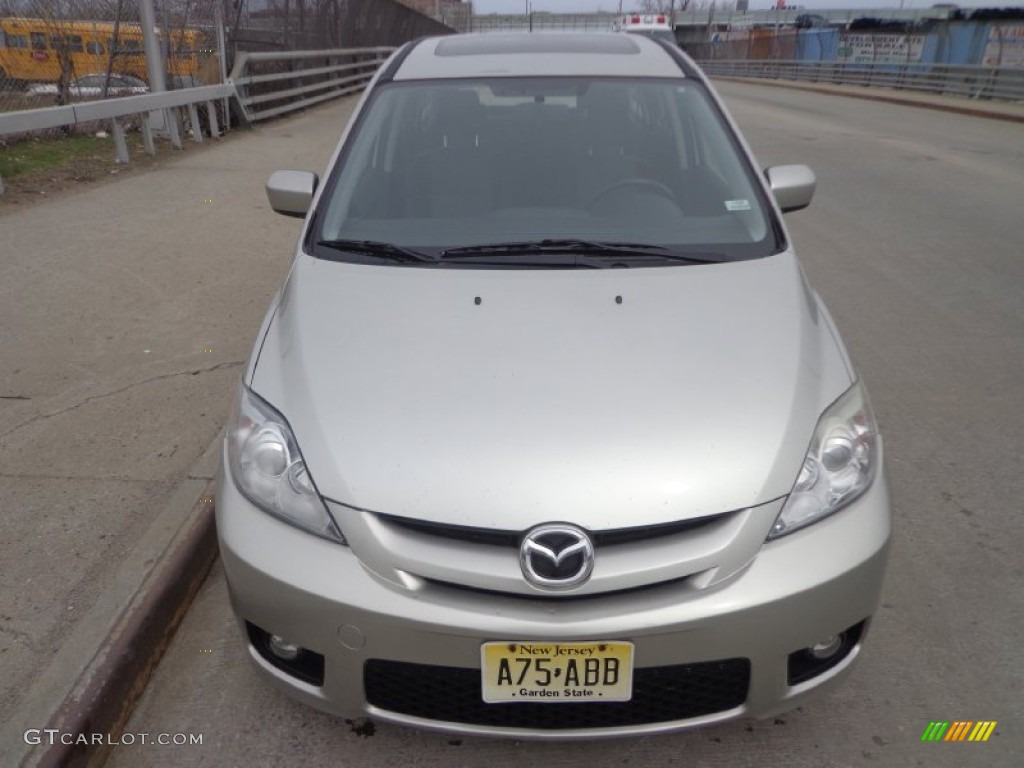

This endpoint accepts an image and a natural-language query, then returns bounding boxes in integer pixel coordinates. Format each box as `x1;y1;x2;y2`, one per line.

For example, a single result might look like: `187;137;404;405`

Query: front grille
380;513;729;549
422;573;693;601
364;658;750;729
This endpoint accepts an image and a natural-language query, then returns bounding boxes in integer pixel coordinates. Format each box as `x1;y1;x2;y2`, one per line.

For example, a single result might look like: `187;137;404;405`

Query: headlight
227;385;345;544
769;382;877;540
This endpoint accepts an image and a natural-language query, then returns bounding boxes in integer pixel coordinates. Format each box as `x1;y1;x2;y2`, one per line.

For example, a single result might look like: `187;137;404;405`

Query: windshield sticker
725;199;752;212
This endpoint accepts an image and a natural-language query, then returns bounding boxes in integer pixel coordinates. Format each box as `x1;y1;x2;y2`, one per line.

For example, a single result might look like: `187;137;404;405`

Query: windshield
313;77;779;265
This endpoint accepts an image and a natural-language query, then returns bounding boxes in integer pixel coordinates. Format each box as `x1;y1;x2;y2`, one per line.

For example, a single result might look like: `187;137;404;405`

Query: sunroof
435;34;641;57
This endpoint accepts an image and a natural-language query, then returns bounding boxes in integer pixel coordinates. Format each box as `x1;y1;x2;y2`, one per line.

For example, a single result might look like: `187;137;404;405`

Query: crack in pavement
0;472;186;483
0;360;244;442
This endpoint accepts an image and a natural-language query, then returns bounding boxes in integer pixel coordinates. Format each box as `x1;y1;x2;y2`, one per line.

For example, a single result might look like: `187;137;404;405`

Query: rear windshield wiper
316;239;438;263
441;239;726;264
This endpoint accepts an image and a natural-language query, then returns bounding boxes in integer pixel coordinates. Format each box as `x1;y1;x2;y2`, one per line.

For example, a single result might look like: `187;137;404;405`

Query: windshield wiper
436;254;602;269
316;239;438;263
443;239;658;256
441;239;726;264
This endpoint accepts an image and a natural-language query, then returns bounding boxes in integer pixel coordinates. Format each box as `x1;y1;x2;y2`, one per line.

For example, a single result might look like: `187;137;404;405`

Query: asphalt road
106;81;1024;767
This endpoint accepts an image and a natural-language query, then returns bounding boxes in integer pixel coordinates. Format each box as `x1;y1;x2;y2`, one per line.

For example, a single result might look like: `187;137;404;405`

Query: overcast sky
474;0;1024;11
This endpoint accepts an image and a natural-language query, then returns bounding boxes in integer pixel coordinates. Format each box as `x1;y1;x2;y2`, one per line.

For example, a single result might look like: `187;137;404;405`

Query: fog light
268;634;301;661
788;620;865;685
247;622;325;686
808;634;843;660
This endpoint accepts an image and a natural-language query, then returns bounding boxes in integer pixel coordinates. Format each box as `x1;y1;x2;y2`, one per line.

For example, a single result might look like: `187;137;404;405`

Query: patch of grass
0;133;113;180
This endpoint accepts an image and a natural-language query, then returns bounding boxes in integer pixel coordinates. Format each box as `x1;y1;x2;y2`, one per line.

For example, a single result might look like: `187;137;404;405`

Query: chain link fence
0;0;224;196
686;15;1024;68
1;0;225;111
686;18;1024;105
688;31;809;63
219;1;451;129
471;13;618;33
2;0;451;119
1;0;450;195
227;0;451;52
686;28;931;65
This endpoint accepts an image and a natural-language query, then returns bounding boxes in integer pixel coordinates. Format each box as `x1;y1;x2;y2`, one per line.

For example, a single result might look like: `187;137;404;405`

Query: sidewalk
0;95;358;767
711;75;1024;124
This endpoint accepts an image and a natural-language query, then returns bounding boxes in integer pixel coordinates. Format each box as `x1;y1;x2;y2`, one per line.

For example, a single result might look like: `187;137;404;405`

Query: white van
613;13;677;45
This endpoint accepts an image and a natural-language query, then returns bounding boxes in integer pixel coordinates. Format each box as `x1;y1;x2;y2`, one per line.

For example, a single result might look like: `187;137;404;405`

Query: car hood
250;252;853;530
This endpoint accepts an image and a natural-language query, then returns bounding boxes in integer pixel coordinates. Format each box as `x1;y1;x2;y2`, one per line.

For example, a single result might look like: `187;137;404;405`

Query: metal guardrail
229;47;394;122
0;46;395;195
469;7;954;31
698;60;1024;103
0;83;237;138
0;82;240;194
673;7;955;26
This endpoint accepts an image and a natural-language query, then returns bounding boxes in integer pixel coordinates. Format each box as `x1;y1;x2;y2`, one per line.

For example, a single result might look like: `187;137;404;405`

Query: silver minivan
217;33;891;738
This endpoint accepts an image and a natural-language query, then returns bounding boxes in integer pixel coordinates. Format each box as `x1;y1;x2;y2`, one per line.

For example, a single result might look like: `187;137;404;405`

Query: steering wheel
587;178;677;210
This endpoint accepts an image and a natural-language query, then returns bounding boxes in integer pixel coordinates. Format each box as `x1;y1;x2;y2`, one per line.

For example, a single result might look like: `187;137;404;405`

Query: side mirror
266;170;318;218
765;165;816;213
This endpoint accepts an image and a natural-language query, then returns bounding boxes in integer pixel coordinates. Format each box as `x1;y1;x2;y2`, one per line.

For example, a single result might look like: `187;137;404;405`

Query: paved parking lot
14;79;1024;767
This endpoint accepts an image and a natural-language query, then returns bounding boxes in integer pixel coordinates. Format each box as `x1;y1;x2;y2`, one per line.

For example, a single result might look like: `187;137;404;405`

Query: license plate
481;641;634;703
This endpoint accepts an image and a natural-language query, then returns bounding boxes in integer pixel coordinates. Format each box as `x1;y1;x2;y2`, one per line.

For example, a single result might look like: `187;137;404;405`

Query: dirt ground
0;127;231;211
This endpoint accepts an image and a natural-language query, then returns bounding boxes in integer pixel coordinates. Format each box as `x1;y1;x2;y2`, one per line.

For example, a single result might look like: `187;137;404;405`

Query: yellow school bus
0;17;203;87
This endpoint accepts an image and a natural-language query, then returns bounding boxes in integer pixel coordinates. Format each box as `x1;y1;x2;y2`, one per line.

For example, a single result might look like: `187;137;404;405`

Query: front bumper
215;443;891;739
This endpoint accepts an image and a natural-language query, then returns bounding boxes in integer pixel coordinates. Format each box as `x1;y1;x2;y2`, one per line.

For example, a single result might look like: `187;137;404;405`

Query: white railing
698;60;1024;103
229;47;394;122
0;83;239;139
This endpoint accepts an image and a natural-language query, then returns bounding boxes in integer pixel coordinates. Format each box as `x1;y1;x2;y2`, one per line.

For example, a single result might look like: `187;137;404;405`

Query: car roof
393;33;689;81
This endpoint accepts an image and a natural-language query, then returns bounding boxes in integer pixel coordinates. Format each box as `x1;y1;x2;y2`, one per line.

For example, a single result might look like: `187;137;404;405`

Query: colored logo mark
921;721;997;742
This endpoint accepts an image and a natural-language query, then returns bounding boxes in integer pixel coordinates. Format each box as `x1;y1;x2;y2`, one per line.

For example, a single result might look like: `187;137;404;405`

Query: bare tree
637;0;676;12
636;0;735;11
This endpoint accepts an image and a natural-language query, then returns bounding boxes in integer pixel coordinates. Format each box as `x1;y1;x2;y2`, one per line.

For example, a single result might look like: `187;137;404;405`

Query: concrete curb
35;487;218;768
7;438;224;768
711;76;1024;125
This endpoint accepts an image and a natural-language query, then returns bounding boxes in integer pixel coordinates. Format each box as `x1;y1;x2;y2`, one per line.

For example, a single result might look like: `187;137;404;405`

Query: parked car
217;33;892;738
170;74;204;89
25;73;148;99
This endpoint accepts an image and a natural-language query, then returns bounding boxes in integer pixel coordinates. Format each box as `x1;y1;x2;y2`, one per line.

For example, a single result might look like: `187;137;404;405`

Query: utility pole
138;0;167;95
138;0;180;143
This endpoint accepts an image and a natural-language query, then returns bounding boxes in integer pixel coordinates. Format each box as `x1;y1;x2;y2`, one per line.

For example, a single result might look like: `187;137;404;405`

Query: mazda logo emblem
520;524;594;590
